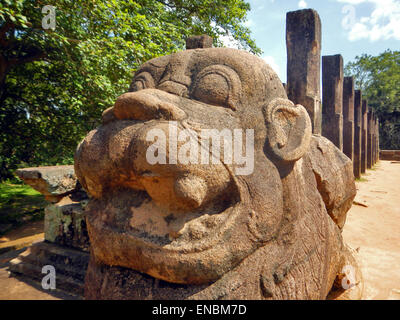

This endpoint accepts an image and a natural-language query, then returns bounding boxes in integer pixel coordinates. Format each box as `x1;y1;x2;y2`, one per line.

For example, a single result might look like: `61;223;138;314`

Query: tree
345;50;400;150
0;0;260;180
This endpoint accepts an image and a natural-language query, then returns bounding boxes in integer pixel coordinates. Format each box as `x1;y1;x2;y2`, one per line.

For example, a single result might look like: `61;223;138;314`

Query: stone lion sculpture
74;45;362;300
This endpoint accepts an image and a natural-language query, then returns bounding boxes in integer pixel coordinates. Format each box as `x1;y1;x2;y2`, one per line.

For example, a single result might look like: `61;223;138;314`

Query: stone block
15;165;77;203
286;9;322;134
322;55;344;150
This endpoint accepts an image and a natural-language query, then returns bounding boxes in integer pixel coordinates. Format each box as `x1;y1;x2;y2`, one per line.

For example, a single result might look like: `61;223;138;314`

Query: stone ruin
75;40;362;300
10;8;385;300
11;166;90;296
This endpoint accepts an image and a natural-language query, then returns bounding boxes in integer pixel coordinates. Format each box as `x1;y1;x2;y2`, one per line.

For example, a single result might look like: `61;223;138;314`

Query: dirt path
0;220;44;243
0;220;44;254
342;160;400;300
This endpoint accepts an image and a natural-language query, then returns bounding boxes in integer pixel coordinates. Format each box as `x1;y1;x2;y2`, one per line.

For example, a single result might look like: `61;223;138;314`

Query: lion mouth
77;115;243;250
85;181;255;284
86;183;241;253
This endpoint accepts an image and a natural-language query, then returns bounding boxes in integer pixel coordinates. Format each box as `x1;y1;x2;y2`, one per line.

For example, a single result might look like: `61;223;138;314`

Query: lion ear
263;98;312;164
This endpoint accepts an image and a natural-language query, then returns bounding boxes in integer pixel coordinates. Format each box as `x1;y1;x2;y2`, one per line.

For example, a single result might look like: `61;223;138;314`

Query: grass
355;177;368;182
0;181;47;235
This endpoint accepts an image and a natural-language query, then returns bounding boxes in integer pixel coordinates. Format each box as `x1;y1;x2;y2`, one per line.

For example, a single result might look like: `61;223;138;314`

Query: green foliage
0;0;260;180
345;50;400;150
0;182;46;233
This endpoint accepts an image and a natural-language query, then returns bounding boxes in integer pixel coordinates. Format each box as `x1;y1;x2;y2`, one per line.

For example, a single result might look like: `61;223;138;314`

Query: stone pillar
377;119;381;161
371;111;375;166
322;54;343;150
372;113;376;165
343;77;354;161
367;109;373;169
353;90;362;178
15;166;89;250
375;117;378;162
286;9;322;134
370;111;373;168
361;100;368;173
186;35;213;49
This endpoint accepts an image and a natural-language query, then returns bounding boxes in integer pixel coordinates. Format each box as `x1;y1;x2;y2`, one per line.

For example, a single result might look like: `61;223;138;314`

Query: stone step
9;258;84;297
8;241;89;297
17;241;89;278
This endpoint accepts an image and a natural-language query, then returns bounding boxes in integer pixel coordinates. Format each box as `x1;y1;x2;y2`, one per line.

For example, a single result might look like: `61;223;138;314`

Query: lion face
75;48;312;284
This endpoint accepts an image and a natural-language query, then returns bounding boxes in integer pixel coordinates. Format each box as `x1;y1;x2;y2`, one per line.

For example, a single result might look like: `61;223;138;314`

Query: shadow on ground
0;247;80;300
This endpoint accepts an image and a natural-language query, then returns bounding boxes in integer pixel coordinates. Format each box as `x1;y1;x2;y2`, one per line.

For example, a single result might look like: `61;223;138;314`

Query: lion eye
130;72;155;92
132;80;145;91
192;65;241;110
193;73;229;107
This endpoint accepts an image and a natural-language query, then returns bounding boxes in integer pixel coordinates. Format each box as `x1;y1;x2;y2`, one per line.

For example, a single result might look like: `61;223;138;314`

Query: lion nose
113;89;186;121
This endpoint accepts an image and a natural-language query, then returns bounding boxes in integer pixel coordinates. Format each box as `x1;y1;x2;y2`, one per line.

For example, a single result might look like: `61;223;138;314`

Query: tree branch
0;21;14;38
8;50;47;67
0;21;15;47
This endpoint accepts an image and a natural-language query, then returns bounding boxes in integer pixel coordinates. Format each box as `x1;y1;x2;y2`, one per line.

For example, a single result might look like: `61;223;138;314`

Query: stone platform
10;165;90;297
8;241;89;297
16;165;77;203
379;150;400;161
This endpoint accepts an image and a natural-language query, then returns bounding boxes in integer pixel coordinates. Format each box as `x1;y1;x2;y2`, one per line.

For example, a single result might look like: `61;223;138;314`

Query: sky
236;0;400;83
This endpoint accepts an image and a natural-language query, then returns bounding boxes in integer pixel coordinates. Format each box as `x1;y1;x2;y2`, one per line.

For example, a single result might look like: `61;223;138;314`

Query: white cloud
262;55;281;77
244;19;254;28
298;0;308;8
212;23;242;49
338;0;400;42
220;33;241;49
338;0;368;4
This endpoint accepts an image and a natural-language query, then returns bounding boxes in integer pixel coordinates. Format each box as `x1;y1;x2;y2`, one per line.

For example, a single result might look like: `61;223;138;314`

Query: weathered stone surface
372;113;376;165
322;55;344;150
9;241;89;297
44;194;90;252
75;47;361;300
375;118;380;163
353;90;362;179
374;115;379;164
369;111;374;167
186;35;213;49
308;136;356;229
342;77;354;161
15;166;77;203
380;150;400;161
377;119;380;161
286;9;322;134
374;119;376;163
15;165;89;250
361;100;368;173
367;109;373;169
10;165;90;296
